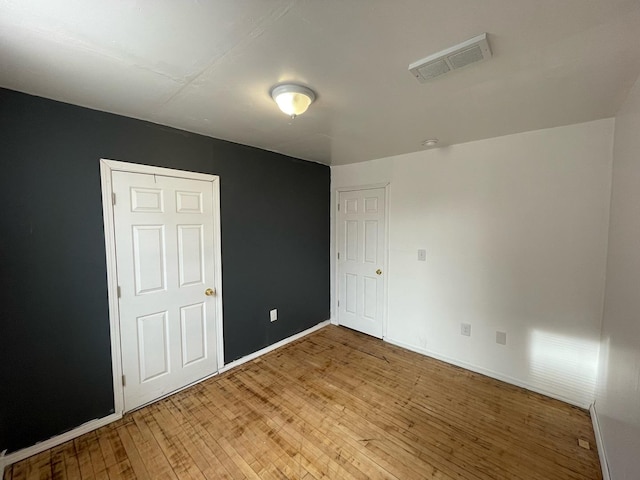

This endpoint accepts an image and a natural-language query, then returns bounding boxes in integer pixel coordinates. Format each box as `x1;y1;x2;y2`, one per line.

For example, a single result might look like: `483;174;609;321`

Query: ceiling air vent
409;33;492;83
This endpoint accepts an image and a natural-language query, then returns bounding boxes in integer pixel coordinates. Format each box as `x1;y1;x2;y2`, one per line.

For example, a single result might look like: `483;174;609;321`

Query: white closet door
112;171;219;411
337;188;386;338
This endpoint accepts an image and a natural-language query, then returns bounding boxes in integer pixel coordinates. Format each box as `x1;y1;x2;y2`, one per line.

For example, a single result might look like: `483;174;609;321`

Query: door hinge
337;252;340;260
117;286;121;298
112;192;116;205
122;375;126;387
337;203;340;211
337;300;340;307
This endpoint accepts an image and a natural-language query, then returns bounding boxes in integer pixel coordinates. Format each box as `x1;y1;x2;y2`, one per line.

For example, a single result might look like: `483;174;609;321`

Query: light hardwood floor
4;325;602;479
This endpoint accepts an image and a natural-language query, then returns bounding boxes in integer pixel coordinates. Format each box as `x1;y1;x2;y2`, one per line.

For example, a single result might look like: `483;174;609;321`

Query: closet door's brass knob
205;288;215;296
376;269;382;275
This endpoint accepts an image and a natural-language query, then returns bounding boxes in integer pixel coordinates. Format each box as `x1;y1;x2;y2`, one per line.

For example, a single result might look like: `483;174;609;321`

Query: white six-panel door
112;171;219;411
337;188;386;338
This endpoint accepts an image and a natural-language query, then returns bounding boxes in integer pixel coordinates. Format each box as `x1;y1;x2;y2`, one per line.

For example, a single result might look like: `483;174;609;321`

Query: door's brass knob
205;288;215;296
376;269;382;275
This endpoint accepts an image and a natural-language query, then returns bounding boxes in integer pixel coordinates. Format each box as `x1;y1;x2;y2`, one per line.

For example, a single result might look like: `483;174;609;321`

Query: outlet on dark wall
0;88;330;453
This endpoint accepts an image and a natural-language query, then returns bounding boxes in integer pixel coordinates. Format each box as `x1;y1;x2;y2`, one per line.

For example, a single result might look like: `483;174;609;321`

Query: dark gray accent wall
0;88;330;453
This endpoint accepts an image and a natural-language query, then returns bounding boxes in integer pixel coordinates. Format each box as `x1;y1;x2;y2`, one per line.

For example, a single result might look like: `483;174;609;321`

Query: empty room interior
1;1;640;479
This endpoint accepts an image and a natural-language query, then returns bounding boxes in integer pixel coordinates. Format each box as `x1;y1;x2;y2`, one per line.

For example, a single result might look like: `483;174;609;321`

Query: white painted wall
596;74;640;479
332;119;614;407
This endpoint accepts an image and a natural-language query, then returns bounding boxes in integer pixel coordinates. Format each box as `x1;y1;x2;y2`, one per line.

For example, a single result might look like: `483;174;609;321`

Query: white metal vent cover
409;33;492;83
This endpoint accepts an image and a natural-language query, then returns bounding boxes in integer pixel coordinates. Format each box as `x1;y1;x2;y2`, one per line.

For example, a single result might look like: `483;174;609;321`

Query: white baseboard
220;320;331;373
3;413;122;468
590;404;611;480
384;337;590;409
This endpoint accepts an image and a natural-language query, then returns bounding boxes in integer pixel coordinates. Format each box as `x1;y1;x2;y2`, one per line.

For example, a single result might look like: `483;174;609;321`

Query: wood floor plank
142;403;206;480
9;460;26;480
116;423;152;480
171;393;251;479
209;374;367;479
128;410;178;480
180;391;265;479
165;396;235;479
74;434;97;480
106;459;137;480
60;440;80;480
85;432;109;480
97;427;118;472
5;325;602;480
49;445;66;480
24;450;50;480
199;376;340;480
153;398;224;480
173;389;260;479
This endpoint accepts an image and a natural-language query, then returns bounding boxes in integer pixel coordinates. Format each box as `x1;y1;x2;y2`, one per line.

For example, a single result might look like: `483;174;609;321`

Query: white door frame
100;159;224;414
334;183;390;338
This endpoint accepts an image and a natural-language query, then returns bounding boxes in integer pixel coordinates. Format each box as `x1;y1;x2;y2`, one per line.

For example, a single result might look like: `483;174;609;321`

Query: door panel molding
100;158;224;415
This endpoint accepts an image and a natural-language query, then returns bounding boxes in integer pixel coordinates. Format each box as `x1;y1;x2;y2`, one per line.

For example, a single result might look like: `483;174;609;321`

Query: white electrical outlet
418;249;427;261
496;331;507;345
461;323;471;336
270;309;277;322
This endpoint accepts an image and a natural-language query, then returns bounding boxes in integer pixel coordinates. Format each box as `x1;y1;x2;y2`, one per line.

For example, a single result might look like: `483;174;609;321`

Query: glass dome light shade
271;84;316;117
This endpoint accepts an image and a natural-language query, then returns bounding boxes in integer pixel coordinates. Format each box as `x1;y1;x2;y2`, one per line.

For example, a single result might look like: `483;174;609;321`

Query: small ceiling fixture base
422;139;439;147
271;84;316;119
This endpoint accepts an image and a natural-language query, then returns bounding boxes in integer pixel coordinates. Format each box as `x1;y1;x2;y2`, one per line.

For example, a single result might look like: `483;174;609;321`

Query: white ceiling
1;0;639;165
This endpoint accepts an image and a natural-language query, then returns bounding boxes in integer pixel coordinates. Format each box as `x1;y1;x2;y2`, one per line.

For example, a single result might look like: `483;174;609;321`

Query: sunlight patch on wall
595;334;610;399
528;330;599;406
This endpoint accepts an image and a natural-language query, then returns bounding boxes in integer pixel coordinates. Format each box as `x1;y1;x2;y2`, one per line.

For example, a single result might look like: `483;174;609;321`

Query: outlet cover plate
418;249;427;261
461;323;471;336
270;309;277;322
496;331;507;345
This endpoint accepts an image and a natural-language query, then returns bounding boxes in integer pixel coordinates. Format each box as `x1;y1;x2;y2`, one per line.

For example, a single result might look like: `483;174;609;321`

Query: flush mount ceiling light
271;84;316;118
